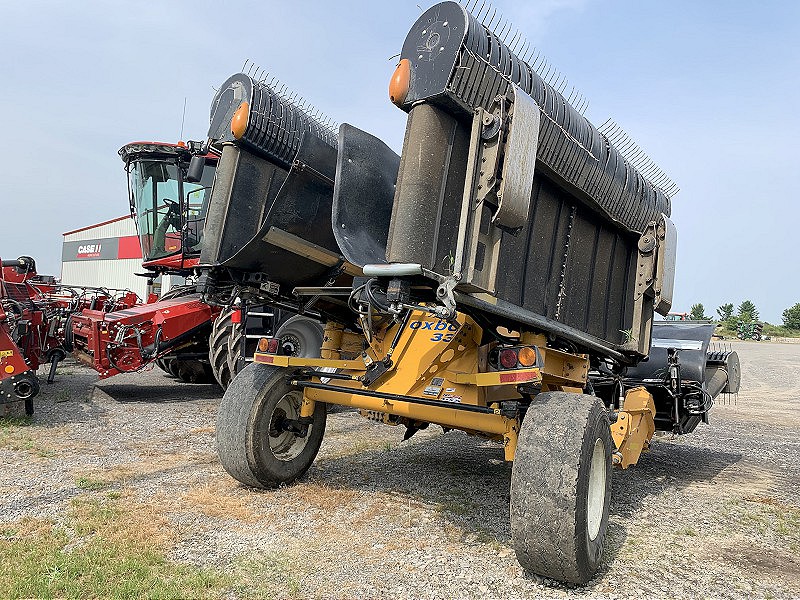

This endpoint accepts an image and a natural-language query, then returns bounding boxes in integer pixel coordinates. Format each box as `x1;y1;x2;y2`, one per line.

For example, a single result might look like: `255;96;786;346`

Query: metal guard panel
626;322;717;383
332;124;399;267
494;87;539;229
199;143;288;269
397;1;671;235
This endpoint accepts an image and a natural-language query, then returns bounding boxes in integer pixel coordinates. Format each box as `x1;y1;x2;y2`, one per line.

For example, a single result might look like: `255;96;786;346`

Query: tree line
687;300;800;330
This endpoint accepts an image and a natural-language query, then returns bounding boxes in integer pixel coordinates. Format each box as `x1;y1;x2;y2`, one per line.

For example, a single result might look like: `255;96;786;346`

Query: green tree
783;303;800;329
717;303;734;321
737;299;759;323
689;303;709;320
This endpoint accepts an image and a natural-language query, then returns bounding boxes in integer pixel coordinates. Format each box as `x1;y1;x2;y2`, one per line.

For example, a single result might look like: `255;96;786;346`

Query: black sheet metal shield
200;130;339;290
626;322;716;384
332;124;399;267
386;102;641;351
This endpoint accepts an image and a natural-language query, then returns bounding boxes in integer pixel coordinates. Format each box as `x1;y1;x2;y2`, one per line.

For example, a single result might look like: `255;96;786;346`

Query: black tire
274;315;324;359
511;392;612;585
209;308;236;389
167;358;181;379
226;314;246;379
216;362;326;488
155;358;173;375
175;359;213;384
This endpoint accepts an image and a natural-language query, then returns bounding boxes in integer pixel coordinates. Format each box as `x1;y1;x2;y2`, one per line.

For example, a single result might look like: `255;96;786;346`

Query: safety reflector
499;370;538;383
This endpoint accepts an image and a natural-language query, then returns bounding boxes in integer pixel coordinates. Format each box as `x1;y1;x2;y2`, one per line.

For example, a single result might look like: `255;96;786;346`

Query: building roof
62;215;132;236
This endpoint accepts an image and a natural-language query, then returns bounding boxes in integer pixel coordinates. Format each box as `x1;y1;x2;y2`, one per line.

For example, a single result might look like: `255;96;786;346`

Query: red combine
70;142;229;382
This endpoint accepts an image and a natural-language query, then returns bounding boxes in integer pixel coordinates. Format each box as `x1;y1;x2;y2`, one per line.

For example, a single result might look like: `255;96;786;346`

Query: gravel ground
1;340;799;598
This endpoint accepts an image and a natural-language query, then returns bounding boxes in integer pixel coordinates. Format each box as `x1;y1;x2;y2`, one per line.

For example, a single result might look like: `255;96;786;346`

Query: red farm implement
0;257;66;414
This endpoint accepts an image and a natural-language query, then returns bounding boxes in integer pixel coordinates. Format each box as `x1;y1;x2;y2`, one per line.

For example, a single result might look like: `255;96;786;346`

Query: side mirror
186;155;206;183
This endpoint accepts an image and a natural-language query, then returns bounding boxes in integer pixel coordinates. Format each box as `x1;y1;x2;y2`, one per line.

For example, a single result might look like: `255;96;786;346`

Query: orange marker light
257;337;270;352
518;346;537;367
389;58;411;106
231;101;250;139
4;365;14;374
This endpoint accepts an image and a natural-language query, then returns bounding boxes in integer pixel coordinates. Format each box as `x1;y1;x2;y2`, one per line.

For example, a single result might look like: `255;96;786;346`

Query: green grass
762;324;800;338
0;490;313;599
725;497;800;552
0;416;32;427
0;495;229;599
75;476;113;491
0;416;57;458
0;417;36;452
230;554;306;599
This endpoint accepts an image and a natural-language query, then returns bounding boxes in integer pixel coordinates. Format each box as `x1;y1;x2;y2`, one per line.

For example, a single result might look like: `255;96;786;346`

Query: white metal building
61;216;152;300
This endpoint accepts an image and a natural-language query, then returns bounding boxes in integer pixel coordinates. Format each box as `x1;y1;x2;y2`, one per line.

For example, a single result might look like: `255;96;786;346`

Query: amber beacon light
231;101;250;139
389;58;410;106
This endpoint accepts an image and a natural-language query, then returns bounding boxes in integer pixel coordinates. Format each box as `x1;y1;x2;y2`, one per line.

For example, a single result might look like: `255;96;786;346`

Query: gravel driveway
1;341;798;598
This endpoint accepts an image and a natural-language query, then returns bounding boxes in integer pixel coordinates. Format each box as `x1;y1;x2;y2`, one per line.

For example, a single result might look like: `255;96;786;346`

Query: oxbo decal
409;319;460;342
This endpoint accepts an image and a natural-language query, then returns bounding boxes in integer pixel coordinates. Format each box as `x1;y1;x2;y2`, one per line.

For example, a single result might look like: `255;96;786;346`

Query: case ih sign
77;243;103;258
62;236;142;261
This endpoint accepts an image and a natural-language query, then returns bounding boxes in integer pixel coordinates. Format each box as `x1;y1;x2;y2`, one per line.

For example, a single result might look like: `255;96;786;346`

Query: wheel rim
268;390;310;461
280;333;303;357
14;381;34;399
587;437;606;541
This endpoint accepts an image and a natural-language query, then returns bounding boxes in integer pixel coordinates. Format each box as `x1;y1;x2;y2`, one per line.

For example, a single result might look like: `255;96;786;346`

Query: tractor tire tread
216;362;326;489
510;392;612;585
209;308;236;389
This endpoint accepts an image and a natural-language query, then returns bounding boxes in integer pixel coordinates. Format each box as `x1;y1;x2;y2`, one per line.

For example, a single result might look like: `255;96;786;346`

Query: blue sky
0;1;797;323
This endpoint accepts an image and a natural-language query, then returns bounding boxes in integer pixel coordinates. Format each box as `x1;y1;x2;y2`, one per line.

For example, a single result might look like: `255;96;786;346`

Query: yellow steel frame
302;384;520;460
611;386;656;468
255;355;364;371
254;314;658;469
252;309;595;461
